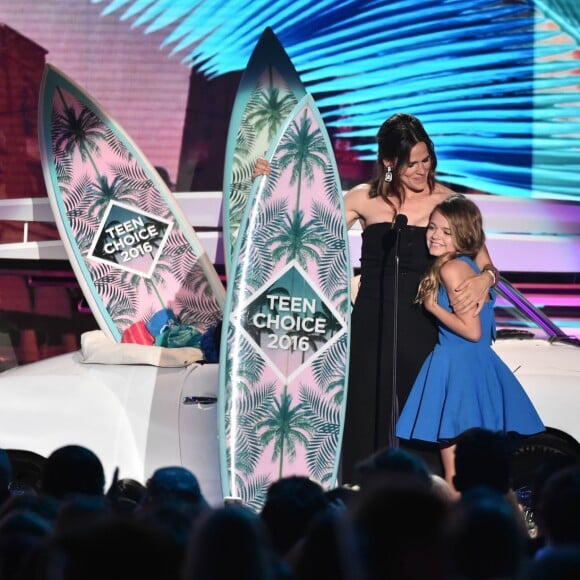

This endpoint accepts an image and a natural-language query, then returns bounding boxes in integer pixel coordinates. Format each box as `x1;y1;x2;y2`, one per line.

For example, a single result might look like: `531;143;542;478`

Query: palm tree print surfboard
39;65;225;342
219;94;350;511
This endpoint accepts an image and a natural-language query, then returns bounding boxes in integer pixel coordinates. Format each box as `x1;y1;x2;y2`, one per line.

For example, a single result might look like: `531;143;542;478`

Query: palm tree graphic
269;210;325;270
122;265;171;312
246;66;298;143
256;387;311;478
276;106;328;214
299;384;341;484
53;88;106;178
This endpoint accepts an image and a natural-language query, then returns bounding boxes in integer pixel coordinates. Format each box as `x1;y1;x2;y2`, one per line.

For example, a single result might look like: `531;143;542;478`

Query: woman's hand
451;271;493;315
252;157;271;180
424;291;438;315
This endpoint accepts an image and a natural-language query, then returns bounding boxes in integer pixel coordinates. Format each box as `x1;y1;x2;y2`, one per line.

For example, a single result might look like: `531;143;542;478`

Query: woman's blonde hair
416;194;485;304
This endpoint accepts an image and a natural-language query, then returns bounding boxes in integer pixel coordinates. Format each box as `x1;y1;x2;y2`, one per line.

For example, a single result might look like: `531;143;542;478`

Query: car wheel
510;431;580;534
512;431;580;492
6;450;46;494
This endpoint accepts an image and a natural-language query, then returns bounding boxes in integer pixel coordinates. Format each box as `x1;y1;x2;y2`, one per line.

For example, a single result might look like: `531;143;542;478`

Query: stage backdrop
0;0;579;200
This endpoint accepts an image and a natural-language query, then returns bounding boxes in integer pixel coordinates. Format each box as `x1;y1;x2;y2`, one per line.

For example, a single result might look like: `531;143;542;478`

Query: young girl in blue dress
396;194;545;490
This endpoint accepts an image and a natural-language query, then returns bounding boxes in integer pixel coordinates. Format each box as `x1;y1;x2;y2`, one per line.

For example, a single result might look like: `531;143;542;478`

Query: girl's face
397;141;432;193
426;209;456;256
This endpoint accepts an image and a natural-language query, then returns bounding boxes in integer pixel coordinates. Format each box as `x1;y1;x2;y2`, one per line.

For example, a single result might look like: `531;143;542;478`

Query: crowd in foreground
0;427;580;579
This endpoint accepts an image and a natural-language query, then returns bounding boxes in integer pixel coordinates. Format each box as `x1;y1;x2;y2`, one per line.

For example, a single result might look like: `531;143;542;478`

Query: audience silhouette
40;444;105;500
525;545;580;579
290;505;363;580
0;433;578;580
534;465;580;558
355;445;434;490
183;503;281;580
43;514;183;580
453;427;514;496
527;453;580;555
445;485;529;579
142;466;209;509
260;475;330;559
352;480;449;580
0;449;13;505
0;506;53;580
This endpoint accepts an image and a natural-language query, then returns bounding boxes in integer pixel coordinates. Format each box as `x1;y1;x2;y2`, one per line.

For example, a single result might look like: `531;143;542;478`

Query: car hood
493;337;580;376
493;337;580;445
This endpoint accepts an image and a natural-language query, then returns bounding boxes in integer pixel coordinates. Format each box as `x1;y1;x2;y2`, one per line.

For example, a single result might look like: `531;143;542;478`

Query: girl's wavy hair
416;194;485;304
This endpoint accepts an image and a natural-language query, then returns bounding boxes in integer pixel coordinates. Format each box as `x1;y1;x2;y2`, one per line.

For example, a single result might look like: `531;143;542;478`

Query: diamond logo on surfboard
233;262;346;382
88;200;173;277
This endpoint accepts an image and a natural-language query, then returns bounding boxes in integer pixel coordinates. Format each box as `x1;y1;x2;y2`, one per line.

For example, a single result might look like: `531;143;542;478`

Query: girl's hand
451;271;492;315
252;157;271;180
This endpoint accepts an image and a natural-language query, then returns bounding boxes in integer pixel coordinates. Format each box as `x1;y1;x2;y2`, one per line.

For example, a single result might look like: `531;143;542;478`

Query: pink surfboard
38;64;225;344
218;94;351;511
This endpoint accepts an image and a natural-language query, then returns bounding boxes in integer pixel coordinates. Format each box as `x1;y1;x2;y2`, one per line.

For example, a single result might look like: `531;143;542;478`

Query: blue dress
396;256;545;443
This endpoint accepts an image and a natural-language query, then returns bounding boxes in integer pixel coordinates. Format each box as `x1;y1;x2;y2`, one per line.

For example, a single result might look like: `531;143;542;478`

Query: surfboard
218;94;351;511
222;26;306;275
38;64;225;344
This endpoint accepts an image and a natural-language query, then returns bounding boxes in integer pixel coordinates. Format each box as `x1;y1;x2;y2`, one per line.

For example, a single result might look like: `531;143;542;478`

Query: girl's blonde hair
416;194;485;304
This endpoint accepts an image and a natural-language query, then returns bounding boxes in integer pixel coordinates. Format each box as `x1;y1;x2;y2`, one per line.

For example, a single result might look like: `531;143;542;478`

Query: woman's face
426;209;456;256
390;141;432;193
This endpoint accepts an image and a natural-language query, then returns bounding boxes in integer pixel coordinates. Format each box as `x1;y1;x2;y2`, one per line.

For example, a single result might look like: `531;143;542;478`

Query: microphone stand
389;213;407;448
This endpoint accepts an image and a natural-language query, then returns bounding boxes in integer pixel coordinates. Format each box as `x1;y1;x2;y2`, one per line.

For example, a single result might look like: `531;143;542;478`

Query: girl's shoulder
440;256;477;283
441;255;478;269
455;254;479;270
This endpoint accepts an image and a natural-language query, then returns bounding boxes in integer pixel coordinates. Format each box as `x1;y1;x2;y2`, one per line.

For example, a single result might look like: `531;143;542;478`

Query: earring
384;166;393;183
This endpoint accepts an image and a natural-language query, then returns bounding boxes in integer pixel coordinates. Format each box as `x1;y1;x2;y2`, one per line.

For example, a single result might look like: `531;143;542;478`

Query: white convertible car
0;277;578;507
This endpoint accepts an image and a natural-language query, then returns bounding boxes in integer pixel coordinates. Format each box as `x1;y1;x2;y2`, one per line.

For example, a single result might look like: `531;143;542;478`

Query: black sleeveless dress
341;222;439;484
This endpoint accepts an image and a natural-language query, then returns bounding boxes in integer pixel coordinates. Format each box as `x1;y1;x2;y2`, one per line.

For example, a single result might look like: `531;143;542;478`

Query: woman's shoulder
433;181;456;197
344;182;372;199
344;183;396;227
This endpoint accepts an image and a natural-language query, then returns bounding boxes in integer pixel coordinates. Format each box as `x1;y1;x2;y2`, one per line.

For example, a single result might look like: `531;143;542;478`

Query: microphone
388;213;408;448
394;213;408;231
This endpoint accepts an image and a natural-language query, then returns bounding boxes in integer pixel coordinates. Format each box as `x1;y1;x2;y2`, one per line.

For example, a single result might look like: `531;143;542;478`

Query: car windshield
495;278;578;345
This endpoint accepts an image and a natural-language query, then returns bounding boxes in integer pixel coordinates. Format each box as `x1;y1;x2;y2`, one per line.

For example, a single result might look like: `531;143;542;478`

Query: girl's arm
451;243;497;315
425;260;482;342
